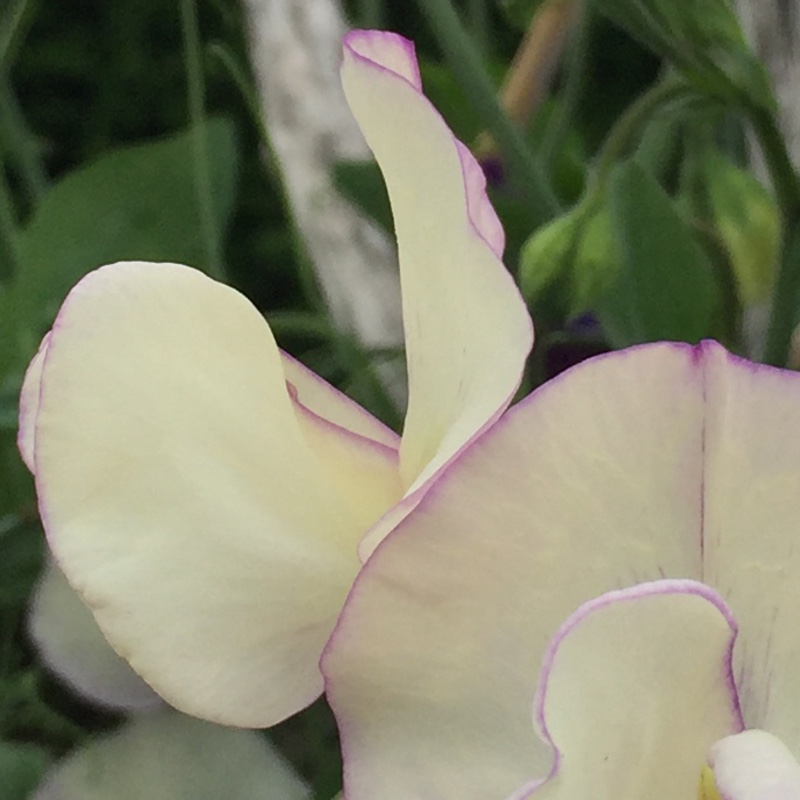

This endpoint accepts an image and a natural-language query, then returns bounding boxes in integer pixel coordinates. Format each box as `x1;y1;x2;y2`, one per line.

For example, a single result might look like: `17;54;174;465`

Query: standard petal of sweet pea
29;560;161;712
527;581;742;800
32;711;310;800
709;730;800;800
324;343;707;800
341;31;533;495
33;261;396;726
702;348;800;749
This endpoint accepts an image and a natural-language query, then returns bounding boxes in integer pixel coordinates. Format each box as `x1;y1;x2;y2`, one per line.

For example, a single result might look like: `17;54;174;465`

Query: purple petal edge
525;579;744;799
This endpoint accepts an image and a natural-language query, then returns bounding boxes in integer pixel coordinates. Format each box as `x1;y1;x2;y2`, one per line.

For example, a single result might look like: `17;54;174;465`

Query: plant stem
417;0;560;225
592;79;692;192
179;0;224;281
0;76;48;209
755;108;800;366
0;0;32;71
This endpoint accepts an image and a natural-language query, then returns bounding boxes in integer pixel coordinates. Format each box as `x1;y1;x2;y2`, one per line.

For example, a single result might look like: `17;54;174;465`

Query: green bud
570;206;619;313
519;208;583;302
704;151;780;304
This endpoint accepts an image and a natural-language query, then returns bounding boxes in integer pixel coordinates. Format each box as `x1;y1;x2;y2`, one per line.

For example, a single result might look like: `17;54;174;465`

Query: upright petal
528;582;742;800
33;261;393;727
29;560;161;712
324;343;707;800
32;711;310;800
341;31;533;497
701;343;800;750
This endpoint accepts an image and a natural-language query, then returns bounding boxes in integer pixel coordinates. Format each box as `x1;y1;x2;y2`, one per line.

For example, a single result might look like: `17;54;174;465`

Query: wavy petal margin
526;581;742;800
324;343;707;800
342;31;533;501
325;340;800;800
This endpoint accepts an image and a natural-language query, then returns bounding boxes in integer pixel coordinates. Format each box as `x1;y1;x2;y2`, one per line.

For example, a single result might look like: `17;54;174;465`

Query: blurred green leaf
0;740;51;799
0;515;43;606
0;117;239;378
333;161;393;235
497;0;547;30
597;160;718;346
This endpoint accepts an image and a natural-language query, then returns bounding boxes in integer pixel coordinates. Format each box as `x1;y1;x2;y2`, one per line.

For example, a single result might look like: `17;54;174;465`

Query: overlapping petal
32;711;309;800
324;340;800;800
33;261;397;726
342;31;532;496
29;560;161;712
23;28;532;731
528;581;741;800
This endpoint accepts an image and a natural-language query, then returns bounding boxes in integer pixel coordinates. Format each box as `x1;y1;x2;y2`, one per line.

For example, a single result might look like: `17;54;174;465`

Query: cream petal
709;730;800;800
341;31;533;496
324;343;707;800
29;560;161;712
526;581;742;800
17;331;50;473
33;261;383;726
701;345;800;749
32;711;310;800
281;351;399;449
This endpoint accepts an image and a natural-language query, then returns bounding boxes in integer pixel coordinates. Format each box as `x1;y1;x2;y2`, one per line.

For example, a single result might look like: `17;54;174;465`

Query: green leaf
597;160;718;346
0;740;51;799
333;161;393;235
0;117;239;377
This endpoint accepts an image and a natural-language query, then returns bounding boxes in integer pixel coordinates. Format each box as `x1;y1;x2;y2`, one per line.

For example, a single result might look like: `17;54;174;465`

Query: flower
32;710;310;800
18;30;532;728
322;340;800;800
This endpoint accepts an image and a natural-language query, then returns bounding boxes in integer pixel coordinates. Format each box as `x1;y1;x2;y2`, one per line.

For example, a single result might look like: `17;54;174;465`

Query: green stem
593;79;692;191
0;76;48;208
0;159;22;278
358;0;385;28
0;0;32;71
467;0;490;57
755;109;800;366
540;0;590;166
416;0;560;225
179;0;224;281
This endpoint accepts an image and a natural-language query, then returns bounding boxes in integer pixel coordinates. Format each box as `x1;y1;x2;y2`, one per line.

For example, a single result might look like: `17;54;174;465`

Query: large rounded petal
709;730;800;800
32;711;310;800
29;560;161;712
34;261;399;726
341;31;533;496
528;581;742;800
702;347;800;750
324;343;708;800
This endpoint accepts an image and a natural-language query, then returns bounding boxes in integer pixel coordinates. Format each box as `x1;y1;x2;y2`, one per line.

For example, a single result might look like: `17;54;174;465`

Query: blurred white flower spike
18;29;532;727
28;560;161;712
32;711;310;800
322;341;800;800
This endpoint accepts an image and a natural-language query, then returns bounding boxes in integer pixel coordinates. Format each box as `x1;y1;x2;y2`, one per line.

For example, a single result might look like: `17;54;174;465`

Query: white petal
324;343;707;800
709;730;800;800
342;31;532;500
527;581;742;800
702;344;800;749
33;261;395;726
17;331;50;473
32;711;310;800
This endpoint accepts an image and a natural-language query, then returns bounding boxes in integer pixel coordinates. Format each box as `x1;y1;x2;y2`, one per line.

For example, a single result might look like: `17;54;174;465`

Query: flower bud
519;209;582;302
704;151;780;304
